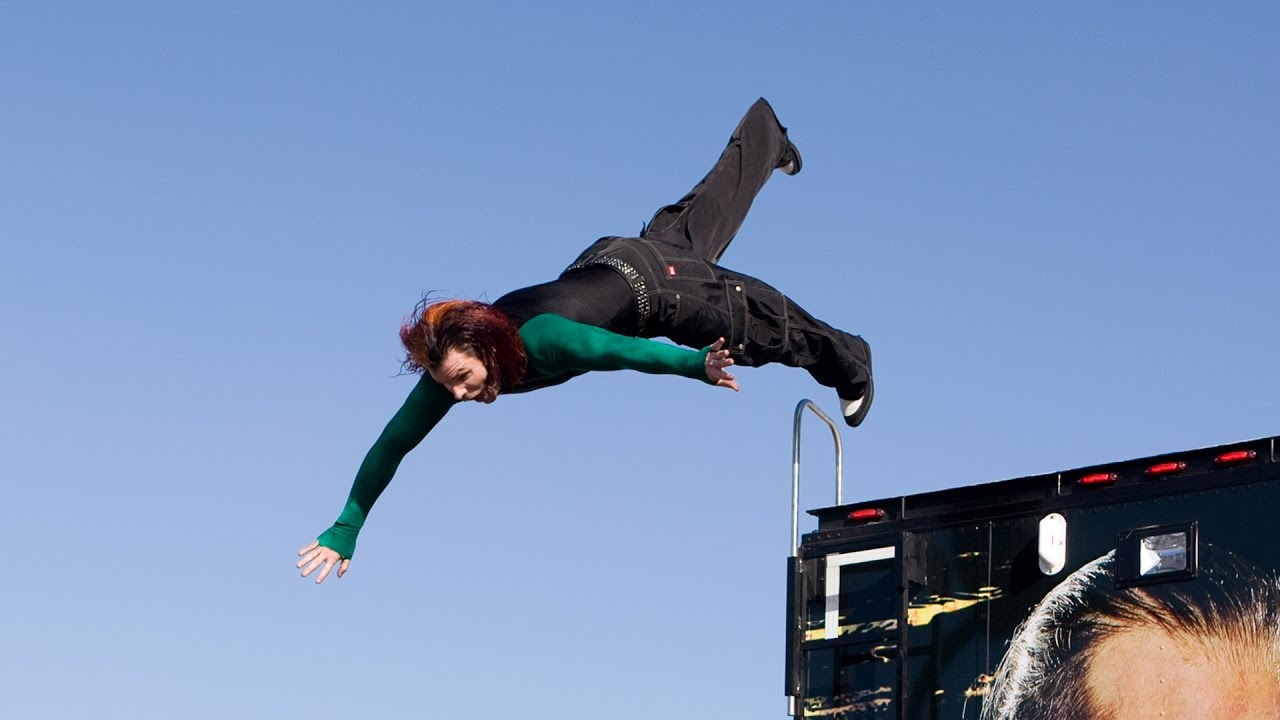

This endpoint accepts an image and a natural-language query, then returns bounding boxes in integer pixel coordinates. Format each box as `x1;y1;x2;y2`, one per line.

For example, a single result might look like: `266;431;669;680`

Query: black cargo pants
565;98;871;399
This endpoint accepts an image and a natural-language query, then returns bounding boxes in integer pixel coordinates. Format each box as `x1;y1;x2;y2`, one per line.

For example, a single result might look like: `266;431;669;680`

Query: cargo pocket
724;279;750;358
735;280;787;365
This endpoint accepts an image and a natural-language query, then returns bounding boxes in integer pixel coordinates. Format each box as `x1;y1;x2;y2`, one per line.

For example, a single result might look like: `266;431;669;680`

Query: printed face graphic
1084;623;1280;720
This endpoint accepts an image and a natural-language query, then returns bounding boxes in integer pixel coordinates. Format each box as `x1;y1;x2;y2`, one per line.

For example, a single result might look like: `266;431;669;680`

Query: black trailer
784;401;1279;719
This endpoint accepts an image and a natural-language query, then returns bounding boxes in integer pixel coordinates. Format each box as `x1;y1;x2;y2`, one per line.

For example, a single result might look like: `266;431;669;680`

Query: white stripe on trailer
824;546;896;640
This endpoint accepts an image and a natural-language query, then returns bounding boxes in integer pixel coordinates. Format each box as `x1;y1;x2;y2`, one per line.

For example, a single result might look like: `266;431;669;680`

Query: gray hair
982;546;1280;720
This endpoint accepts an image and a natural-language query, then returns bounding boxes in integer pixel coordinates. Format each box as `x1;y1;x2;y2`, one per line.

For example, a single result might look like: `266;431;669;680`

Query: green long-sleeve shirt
316;313;712;558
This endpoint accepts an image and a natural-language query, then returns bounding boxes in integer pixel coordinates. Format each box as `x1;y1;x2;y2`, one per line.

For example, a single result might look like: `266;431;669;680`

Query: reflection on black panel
904;524;995;720
804;645;897;718
836;558;898;640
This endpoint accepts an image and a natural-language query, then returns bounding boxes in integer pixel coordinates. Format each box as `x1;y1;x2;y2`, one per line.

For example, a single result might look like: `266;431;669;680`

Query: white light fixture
1116;522;1198;588
1139;532;1189;576
1039;513;1068;575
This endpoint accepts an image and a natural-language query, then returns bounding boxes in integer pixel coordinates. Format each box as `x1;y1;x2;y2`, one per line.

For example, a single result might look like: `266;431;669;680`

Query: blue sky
3;2;1278;718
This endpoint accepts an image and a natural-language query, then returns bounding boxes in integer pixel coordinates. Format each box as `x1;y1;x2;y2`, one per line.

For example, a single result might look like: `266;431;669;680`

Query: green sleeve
520;313;712;383
315;375;456;559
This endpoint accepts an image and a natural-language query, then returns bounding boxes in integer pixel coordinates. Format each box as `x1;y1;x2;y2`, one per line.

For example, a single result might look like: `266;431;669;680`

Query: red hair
399;299;528;395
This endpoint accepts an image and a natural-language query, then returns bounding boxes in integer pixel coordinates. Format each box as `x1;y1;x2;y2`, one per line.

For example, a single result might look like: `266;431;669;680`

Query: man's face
427;347;493;403
1085;622;1280;720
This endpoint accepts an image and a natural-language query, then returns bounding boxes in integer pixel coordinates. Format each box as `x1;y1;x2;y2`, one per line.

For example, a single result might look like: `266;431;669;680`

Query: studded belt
563;255;653;333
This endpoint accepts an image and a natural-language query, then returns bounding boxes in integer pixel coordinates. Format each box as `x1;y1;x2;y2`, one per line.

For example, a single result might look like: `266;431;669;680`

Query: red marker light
1079;472;1118;486
849;508;886;522
1145;462;1187;477
1215;450;1257;465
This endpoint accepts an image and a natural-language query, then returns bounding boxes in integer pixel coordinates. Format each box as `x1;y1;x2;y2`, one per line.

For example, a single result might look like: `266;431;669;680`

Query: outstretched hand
297;540;349;584
705;337;740;392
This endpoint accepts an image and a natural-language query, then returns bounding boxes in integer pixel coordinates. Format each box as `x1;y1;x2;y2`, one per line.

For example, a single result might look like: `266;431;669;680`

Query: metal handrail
791;399;844;557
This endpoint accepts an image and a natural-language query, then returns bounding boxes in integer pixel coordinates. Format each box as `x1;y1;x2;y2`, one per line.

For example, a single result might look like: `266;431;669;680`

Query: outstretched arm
298;375;455;583
521;313;739;390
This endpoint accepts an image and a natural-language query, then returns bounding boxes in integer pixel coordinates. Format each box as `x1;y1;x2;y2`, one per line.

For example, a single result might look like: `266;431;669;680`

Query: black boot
779;140;803;175
840;377;873;427
838;336;873;427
